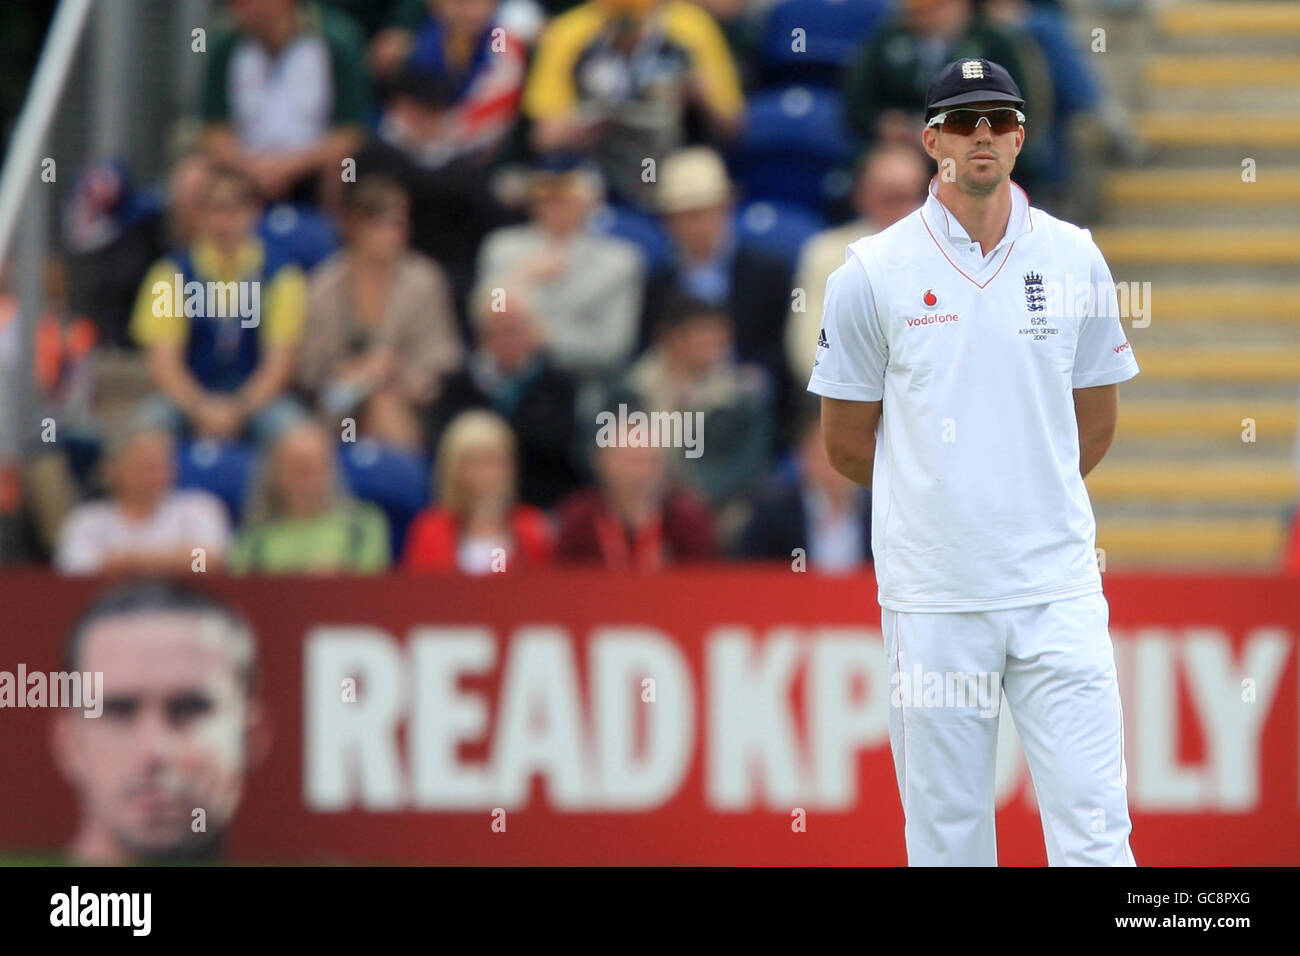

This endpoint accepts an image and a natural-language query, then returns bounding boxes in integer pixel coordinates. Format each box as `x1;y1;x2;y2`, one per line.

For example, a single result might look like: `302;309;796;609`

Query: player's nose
133;706;182;760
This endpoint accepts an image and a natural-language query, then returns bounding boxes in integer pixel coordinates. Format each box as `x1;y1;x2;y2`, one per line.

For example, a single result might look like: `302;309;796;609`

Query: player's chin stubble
959;163;1005;197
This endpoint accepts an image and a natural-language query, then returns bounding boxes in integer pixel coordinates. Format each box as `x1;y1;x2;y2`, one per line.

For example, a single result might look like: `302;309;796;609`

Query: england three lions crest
1023;272;1046;313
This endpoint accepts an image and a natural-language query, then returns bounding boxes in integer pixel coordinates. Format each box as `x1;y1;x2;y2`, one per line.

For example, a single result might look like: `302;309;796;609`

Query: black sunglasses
927;107;1026;136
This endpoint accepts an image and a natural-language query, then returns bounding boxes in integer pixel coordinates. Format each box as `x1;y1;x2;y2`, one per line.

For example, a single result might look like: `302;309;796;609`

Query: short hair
653;292;730;339
344;175;409;222
202;163;259;208
102;409;174;463
64;579;259;698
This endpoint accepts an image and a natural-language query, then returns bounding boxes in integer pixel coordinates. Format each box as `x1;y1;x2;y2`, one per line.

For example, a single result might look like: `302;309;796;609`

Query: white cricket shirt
808;178;1139;612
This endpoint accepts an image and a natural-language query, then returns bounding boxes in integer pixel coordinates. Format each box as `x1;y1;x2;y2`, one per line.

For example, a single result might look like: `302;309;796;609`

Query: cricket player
809;59;1139;866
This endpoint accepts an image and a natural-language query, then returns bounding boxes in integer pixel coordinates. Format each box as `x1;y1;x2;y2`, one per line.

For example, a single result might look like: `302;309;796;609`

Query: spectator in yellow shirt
523;0;744;211
130;165;308;445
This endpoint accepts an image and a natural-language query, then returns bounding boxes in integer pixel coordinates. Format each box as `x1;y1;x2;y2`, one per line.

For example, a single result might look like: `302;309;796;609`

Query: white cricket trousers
881;590;1137;866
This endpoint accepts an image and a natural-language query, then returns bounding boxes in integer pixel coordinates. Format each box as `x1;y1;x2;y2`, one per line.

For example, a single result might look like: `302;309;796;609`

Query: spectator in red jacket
403;409;553;573
556;439;716;569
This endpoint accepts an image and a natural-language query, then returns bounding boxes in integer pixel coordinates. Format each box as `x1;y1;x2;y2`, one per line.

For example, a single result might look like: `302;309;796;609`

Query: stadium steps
1134;7;1300;152
1104;440;1295;468
1127;322;1300;349
1093;517;1285;569
1100;6;1300;563
1158;2;1300;37
1101;284;1300;340
1155;2;1300;57
1140;56;1300;110
1118;401;1297;437
1086;463;1298;504
1103;170;1300;206
1091;228;1300;265
1098;169;1300;228
1075;1;1300;568
1144;56;1300;87
1134;284;1300;322
1127;347;1300;384
1135;113;1300;147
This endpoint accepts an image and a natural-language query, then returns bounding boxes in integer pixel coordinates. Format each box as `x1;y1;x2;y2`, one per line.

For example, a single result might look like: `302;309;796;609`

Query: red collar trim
920;178;1033;289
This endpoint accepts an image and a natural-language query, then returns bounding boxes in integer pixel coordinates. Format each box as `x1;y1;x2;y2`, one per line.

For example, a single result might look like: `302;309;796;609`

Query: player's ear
921;126;941;162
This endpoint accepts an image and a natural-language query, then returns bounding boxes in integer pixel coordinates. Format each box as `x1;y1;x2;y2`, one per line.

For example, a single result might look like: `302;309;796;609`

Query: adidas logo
817;329;829;349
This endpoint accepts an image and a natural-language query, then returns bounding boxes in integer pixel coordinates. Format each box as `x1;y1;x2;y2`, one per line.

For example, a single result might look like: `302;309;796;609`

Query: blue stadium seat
260;203;341;270
589;202;675;272
337;440;431;559
759;0;891;87
734;200;827;270
731;86;855;211
175;439;258;524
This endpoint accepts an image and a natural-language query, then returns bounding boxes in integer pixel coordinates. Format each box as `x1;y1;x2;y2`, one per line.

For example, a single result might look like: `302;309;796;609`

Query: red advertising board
0;568;1296;864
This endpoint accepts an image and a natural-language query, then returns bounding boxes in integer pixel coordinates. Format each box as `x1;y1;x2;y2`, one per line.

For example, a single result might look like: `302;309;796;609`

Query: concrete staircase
1082;1;1300;569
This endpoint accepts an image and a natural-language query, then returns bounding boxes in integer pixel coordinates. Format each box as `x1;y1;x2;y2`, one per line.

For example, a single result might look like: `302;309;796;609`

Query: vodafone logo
923;289;938;307
908;314;960;327
1113;341;1131;354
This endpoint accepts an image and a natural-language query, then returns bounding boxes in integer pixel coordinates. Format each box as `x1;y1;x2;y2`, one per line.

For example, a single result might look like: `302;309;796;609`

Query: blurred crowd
1;0;1125;576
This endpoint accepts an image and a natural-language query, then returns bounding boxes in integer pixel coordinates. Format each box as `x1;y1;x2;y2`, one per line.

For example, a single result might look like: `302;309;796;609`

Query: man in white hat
643;146;794;428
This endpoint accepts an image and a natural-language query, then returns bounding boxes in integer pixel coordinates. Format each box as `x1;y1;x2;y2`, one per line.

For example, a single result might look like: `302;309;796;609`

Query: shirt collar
922;175;1032;253
191;236;264;282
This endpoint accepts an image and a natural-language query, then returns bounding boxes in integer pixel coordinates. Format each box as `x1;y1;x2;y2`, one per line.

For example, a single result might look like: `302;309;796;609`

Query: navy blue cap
924;58;1025;118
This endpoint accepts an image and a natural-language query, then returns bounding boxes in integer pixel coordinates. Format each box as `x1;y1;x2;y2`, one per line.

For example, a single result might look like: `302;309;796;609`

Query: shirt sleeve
130;259;188;348
261;265;308;348
522;8;593;120
806;252;888;402
1072;233;1140;389
54;508;105;575
672;3;744;119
